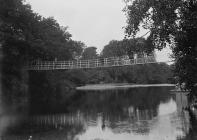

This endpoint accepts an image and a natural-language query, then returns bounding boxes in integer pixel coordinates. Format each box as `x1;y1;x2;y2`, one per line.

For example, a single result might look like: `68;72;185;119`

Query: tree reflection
28;87;173;133
3;86;184;140
176;109;197;140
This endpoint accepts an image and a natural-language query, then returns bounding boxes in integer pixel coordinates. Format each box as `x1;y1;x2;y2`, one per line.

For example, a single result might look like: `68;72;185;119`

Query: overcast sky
26;0;172;62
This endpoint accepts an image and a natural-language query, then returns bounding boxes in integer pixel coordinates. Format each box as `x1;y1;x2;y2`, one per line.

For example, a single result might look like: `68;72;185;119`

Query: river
0;86;197;140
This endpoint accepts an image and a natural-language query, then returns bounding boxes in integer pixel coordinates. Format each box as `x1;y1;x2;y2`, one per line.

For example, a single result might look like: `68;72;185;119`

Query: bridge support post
104;58;107;66
87;60;90;68
79;60;81;68
53;61;55;70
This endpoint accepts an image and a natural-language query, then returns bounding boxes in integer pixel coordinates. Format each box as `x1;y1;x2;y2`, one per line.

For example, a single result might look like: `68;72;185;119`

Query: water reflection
0;87;197;140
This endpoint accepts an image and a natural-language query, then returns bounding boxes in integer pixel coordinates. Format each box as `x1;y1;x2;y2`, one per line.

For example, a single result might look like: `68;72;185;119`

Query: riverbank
76;83;175;90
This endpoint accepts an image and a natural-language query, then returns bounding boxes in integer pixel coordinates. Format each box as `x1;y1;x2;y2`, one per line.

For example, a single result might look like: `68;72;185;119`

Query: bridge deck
27;56;161;70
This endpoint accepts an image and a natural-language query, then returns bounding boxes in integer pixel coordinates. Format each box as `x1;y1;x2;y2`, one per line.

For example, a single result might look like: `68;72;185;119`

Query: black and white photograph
0;0;197;140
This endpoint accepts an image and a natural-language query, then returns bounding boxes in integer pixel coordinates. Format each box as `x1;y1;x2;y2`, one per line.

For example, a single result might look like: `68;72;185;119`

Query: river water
0;86;197;140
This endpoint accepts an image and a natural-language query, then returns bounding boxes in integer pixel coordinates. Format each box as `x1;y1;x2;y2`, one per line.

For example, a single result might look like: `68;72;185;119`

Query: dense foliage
0;0;85;61
84;63;173;84
0;0;175;102
101;38;154;58
124;0;197;95
82;46;98;59
28;37;174;98
0;0;84;101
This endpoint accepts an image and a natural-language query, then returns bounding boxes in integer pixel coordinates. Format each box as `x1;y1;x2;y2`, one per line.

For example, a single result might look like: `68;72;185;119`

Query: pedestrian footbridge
27;56;171;71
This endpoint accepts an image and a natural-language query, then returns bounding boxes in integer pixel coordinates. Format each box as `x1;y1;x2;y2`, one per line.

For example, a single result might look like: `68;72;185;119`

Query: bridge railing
27;56;157;70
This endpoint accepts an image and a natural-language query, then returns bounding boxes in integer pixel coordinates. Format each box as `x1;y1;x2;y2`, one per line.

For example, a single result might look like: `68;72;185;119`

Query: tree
0;0;86;100
69;41;86;60
0;0;85;62
82;46;98;59
101;38;154;59
33;17;73;60
124;0;197;94
101;40;127;57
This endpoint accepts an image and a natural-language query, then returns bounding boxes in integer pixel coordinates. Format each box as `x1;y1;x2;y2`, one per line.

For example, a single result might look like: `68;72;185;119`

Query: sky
26;0;172;62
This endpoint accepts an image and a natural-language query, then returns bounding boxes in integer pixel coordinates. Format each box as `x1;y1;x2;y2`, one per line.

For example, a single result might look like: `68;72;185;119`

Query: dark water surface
1;86;197;140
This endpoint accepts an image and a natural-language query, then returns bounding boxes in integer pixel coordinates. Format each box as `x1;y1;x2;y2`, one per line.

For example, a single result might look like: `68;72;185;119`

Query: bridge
27;56;171;71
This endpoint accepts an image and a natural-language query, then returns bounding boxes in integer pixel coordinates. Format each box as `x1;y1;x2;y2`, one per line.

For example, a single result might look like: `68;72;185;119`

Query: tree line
0;0;175;101
123;0;197;98
0;0;84;102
